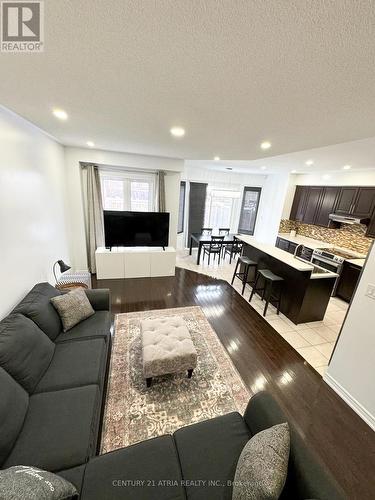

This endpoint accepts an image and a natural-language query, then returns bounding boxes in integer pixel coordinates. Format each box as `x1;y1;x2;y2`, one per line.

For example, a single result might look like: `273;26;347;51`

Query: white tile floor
176;249;348;376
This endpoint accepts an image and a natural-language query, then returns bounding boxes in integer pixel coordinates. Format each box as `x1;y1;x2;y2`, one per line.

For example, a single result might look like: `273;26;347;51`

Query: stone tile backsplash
279;219;373;255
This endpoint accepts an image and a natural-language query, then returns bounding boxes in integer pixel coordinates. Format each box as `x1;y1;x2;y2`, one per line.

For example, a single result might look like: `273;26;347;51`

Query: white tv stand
95;246;176;279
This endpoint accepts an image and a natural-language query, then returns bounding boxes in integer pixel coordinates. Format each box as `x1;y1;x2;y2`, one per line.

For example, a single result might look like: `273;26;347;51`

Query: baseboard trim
324;373;375;431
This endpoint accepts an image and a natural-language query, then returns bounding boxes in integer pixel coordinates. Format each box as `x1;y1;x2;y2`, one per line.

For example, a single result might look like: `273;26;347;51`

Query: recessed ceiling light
170;126;185;137
305;159;314;166
342;165;351;170
214;156;220;161
52;108;68;120
226;167;233;171
260;166;267;170
291;170;297;173
87;141;95;148
260;141;271;150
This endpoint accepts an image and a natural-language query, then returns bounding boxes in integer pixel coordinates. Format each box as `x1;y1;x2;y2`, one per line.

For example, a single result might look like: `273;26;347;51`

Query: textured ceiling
1;0;375;160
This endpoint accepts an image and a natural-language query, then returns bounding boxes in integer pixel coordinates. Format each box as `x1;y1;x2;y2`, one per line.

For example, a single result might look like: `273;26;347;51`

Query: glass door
238;187;261;235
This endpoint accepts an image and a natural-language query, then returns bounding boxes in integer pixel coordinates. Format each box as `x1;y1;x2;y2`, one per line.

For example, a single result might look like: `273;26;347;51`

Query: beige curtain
157;171;166;212
84;165;104;273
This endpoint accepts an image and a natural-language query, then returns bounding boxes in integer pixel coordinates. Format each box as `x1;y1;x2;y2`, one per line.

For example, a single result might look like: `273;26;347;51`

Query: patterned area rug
101;306;251;453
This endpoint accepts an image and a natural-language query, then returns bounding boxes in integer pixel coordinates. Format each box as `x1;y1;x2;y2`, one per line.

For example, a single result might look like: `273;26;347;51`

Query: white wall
325;243;375;430
0;107;70;319
64;147;183;269
254;172;290;244
293;170;375;187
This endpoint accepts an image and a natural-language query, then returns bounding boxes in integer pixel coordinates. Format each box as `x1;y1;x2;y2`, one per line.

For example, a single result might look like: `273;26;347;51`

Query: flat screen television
103;211;170;248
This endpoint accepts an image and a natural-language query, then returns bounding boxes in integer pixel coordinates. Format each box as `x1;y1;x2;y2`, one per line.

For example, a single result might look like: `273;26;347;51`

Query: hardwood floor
93;267;375;499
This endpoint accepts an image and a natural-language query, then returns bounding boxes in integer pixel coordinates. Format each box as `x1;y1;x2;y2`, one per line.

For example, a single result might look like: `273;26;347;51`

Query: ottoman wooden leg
146;377;152;387
187;369;193;379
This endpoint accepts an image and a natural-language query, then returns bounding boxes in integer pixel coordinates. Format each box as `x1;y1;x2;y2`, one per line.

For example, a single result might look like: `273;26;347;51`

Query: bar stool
231;256;258;295
249;269;284;317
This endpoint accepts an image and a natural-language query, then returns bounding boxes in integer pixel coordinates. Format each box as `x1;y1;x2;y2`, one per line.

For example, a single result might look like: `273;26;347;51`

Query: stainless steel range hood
329;213;369;225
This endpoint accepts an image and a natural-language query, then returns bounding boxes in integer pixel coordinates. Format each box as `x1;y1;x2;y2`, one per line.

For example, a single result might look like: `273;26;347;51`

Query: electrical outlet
365;284;375;300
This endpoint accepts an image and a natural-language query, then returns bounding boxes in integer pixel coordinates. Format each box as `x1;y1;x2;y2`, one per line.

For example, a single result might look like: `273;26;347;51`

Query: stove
311;247;358;295
314;247;358;261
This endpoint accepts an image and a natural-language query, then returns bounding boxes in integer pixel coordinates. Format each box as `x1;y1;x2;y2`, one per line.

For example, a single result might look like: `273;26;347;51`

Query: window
178;181;186;233
100;171;155;212
238;187;261;235
204;189;241;230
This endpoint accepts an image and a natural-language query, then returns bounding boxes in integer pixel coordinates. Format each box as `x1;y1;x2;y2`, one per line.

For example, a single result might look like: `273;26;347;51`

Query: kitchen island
237;235;338;324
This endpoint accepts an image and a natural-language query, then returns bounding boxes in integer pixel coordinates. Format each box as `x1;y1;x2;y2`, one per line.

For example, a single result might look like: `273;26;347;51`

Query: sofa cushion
51;289;95;332
232;423;290;500
0;314;54;393
55;311;111;343
0;465;78;500
57;465;87;496
35;338;107;393
80;436;185;500
13;282;63;340
0;368;29;467
174;412;251;500
4;385;100;471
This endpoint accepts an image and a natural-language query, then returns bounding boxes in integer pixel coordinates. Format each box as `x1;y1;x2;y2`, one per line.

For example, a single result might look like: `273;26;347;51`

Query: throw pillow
50;288;94;332
0;465;78;500
232;422;290;500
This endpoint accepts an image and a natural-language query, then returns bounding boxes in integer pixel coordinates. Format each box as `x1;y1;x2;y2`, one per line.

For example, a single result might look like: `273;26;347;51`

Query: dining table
189;232;239;265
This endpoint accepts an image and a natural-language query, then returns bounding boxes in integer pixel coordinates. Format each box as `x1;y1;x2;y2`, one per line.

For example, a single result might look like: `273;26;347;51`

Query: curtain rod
80;162;161;175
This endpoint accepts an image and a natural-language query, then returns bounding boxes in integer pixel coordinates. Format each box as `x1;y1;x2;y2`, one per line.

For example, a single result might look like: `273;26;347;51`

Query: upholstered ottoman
141;316;197;387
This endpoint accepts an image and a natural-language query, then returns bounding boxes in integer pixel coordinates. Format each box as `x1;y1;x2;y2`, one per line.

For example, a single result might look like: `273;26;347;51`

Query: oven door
311;256;342;295
311;257;340;273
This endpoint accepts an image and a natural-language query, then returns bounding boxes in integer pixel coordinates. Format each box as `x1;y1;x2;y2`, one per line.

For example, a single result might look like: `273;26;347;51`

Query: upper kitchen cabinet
352;187;375;218
290;186;308;221
303;187;323;224
290;185;339;227
289;185;375;229
335;187;375;218
335;187;358;214
315;187;340;226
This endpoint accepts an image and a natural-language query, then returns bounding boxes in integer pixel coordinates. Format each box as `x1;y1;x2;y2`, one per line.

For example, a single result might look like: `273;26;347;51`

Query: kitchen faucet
294;243;304;258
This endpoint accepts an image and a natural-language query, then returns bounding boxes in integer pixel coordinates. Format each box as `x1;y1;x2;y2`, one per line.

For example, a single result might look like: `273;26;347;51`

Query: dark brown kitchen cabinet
352;187;375;218
290;186;309;222
334;186;375;218
336;261;362;303
335;187;358;215
315;187;340;226
276;237;290;252
365;215;375;238
303;187;324;224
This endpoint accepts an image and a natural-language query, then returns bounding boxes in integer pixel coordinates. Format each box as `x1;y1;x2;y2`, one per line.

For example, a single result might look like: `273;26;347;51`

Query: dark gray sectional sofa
0;282;344;499
0;282;111;474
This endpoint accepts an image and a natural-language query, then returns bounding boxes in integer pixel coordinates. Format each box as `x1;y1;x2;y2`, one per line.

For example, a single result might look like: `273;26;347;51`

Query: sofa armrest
244;392;345;500
244;391;286;434
84;289;111;311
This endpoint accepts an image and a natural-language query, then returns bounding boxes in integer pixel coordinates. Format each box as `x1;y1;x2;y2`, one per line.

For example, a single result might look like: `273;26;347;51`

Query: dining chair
201;228;213;235
224;236;244;264
203;235;225;265
219;227;230;256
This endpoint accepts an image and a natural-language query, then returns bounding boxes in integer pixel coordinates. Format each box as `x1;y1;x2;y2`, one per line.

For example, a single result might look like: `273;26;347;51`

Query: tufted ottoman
141;316;197;387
